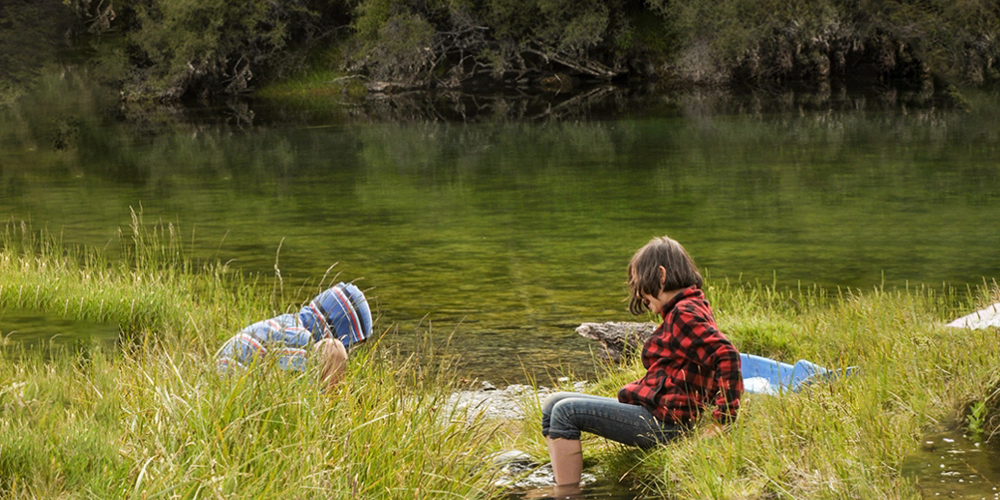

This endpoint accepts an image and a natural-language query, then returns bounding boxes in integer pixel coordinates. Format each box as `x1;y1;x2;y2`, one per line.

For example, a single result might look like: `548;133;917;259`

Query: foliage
344;0;1000;88
0;0;80;103
120;0;334;99
22;0;993;99
57;0;354;100
347;0;642;87
658;0;1000;85
967;399;987;436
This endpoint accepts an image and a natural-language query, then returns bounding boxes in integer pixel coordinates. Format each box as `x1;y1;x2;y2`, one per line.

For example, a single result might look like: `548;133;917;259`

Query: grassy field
581;281;1000;498
1;216;998;498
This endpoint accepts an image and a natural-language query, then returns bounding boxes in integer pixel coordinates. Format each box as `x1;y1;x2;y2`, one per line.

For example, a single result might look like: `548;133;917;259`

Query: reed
0;218;507;498
2;216;997;498
518;280;999;498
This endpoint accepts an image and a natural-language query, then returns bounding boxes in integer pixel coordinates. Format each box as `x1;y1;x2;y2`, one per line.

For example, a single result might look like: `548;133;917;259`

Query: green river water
2;79;1000;499
1;82;999;387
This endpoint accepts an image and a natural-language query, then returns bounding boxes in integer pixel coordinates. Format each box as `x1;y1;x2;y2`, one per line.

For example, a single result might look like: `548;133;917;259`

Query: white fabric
946;303;1000;330
743;377;778;395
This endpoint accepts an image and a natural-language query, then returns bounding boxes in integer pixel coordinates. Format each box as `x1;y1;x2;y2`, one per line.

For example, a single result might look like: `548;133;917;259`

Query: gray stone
488;452;597;490
576;321;656;362
445;381;588;422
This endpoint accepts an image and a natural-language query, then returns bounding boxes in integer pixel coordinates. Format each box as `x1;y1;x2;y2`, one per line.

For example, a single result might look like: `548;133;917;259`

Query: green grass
519;280;1000;498
254;65;369;122
2;215;998;498
258;68;367;101
256;44;369;106
0;215;506;498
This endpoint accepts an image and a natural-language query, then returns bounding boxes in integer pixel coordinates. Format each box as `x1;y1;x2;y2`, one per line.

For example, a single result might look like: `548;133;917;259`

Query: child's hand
316;338;348;391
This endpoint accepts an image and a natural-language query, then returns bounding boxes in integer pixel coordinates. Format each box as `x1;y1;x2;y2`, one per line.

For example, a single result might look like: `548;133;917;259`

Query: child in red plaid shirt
541;236;743;490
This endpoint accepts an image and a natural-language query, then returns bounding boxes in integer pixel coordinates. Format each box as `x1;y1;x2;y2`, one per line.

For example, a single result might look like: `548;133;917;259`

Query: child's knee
546;405;583;441
541;391;580;413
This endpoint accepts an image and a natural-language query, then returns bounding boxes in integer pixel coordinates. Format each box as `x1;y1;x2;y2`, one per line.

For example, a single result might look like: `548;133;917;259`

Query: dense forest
1;0;998;101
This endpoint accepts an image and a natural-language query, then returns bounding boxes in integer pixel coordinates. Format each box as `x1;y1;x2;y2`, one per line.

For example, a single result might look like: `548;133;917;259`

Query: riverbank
4;0;1000;105
1;219;999;497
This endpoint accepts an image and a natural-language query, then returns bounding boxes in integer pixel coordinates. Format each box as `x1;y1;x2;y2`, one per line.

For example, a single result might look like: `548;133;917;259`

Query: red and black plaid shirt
617;286;743;425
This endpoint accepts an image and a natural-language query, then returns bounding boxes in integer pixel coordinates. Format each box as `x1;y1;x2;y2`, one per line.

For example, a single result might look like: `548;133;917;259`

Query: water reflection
903;425;1000;499
511;484;636;500
2;77;999;383
0;308;118;358
259;80;954;125
506;480;641;500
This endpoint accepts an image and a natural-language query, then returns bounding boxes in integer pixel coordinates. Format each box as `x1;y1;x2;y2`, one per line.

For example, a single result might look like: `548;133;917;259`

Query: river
1;79;999;385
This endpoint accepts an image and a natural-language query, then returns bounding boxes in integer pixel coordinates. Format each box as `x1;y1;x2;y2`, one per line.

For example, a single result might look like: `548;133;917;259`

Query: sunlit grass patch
3;215;999;498
507;278;998;498
0;345;128;497
526;283;1000;499
0;217;509;497
258;69;367;100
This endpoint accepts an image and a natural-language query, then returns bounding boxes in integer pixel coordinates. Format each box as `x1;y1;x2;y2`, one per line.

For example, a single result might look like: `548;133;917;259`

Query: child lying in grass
215;282;373;390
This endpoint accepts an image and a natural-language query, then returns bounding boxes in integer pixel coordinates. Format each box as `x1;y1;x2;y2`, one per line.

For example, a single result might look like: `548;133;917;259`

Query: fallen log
575;321;656;363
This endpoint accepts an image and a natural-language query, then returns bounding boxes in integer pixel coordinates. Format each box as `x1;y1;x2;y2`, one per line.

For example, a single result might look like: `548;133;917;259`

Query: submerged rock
489;450;539;486
445;381;588;421
488;449;596;490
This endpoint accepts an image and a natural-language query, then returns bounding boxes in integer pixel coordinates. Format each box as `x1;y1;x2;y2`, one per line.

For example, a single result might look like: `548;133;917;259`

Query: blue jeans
541;392;683;449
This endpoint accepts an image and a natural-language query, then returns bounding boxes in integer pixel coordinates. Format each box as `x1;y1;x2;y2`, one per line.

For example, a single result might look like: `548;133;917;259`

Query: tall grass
0;216;507;498
2;214;998;498
0;211;250;346
0;342;504;497
518;279;1000;498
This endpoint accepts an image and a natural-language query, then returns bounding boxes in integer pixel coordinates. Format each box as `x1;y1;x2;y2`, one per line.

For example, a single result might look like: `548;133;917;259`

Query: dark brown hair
627;236;703;315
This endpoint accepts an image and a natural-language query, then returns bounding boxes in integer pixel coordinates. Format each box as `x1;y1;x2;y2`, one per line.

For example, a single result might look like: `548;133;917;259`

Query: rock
575;321;657;362
489;450;539;484
445;381;588;422
946;303;1000;330
445;383;550;421
488;450;596;490
579;303;1000;361
490;450;536;468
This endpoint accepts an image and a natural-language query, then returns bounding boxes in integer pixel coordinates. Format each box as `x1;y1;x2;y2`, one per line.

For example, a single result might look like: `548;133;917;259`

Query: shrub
0;0;80;102
51;0;1000;98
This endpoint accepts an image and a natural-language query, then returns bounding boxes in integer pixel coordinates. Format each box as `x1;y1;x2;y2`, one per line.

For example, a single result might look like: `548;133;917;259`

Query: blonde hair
627;236;703;315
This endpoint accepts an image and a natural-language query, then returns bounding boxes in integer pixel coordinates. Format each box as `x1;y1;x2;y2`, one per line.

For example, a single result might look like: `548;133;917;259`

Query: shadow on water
903;424;1000;499
251;78;962;127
